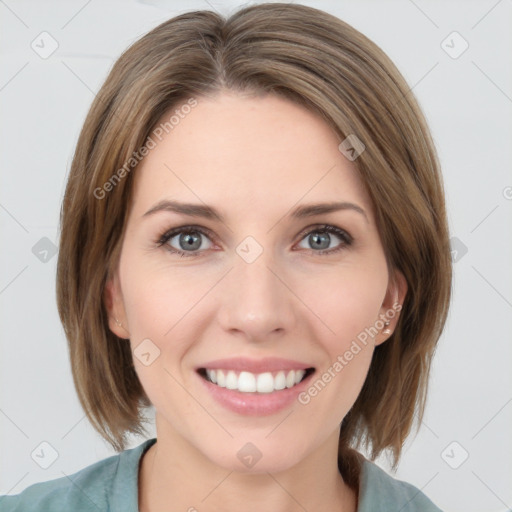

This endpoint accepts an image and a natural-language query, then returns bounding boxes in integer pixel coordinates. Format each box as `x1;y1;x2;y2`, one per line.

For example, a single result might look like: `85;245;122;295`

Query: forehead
131;92;373;221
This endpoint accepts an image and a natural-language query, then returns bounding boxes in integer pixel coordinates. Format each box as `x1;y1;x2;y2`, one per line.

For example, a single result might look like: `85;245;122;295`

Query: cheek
307;261;388;348
297;267;387;423
119;257;215;400
120;266;199;410
120;247;204;338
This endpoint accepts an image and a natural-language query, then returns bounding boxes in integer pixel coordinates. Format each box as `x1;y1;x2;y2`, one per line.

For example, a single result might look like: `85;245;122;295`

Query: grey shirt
0;438;443;511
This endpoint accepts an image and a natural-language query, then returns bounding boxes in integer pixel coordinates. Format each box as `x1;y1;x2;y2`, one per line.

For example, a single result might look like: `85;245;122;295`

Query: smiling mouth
197;367;315;393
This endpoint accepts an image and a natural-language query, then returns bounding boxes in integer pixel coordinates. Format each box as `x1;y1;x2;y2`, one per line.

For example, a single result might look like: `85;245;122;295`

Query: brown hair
56;2;452;487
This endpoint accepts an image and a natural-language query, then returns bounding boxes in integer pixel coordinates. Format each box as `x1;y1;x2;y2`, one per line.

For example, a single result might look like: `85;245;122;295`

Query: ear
104;270;130;339
374;268;408;346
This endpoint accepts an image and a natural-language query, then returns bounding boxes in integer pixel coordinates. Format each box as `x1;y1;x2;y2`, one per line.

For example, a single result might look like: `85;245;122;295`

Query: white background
1;1;511;511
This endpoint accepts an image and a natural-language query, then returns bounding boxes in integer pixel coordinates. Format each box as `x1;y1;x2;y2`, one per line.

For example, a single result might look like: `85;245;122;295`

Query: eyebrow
142;199;368;224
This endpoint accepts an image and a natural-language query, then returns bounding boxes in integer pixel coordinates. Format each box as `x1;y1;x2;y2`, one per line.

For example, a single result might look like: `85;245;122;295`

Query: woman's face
105;91;406;472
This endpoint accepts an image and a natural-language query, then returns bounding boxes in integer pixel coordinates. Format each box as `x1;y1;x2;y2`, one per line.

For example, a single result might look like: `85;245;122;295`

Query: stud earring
114;317;130;339
382;321;392;336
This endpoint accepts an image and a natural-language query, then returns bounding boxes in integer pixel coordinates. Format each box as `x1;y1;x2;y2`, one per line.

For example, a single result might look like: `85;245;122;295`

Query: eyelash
155;224;353;259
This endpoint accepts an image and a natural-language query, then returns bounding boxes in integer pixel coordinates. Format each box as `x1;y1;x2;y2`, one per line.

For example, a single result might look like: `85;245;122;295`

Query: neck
138;428;358;512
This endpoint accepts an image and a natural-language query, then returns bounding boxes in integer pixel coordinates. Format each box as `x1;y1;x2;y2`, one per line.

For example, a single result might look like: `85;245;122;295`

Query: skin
104;90;407;512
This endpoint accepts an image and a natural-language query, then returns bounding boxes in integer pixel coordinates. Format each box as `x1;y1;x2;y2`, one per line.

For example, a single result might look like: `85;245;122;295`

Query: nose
216;249;298;343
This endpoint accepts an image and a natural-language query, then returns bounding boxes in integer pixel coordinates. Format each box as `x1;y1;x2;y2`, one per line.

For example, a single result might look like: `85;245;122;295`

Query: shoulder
358;458;443;512
0;438;156;512
0;453;120;512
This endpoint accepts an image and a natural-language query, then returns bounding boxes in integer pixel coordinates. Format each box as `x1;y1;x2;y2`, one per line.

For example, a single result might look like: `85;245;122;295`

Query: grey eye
168;231;212;252
297;230;345;251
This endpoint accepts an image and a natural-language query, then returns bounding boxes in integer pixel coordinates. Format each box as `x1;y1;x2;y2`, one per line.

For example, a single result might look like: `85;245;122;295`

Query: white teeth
256;372;274;393
203;368;308;393
239;371;256;392
226;370;238;390
274;371;286;390
216;369;226;387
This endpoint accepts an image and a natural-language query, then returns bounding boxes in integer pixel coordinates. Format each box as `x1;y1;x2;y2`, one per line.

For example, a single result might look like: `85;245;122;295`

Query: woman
0;3;451;511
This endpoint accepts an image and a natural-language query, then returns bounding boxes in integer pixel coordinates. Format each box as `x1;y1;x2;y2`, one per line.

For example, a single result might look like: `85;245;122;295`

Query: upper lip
197;357;314;374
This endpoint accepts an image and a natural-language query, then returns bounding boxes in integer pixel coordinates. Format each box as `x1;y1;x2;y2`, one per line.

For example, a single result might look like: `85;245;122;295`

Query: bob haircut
56;1;452;485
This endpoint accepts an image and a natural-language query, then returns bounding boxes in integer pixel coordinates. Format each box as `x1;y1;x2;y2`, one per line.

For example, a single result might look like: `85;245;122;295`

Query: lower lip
196;370;315;416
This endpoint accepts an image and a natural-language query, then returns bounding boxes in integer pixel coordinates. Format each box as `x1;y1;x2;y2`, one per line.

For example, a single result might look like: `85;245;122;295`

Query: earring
382;321;392;335
114;317;130;339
